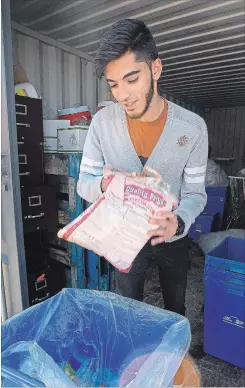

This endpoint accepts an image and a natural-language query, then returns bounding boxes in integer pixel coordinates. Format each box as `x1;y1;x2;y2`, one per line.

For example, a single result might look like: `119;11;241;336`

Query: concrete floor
143;246;245;387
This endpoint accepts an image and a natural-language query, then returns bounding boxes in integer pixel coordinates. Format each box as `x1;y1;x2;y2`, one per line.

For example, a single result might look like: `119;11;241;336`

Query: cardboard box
43;137;58;153
57;126;89;152
43;120;71;137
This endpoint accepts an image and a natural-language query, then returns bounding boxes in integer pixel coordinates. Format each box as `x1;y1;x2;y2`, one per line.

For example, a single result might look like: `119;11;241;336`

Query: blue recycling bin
2;289;191;387
204;237;245;368
203;186;227;230
188;214;214;239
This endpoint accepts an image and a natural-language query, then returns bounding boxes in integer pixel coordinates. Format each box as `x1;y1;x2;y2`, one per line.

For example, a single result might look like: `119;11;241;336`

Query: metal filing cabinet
14;95;60;307
15;95;44;187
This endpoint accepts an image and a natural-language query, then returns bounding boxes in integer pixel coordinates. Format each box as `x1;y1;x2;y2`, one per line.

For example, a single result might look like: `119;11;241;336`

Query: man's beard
127;71;154;120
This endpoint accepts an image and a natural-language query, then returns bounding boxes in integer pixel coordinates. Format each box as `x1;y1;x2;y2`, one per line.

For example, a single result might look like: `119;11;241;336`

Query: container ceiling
11;0;245;108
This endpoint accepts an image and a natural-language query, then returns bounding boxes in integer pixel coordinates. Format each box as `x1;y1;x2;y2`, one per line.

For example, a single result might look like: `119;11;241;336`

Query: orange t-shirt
126;101;168;165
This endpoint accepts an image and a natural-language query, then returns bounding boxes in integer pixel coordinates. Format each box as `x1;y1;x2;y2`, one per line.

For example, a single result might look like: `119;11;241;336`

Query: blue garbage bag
2;289;191;387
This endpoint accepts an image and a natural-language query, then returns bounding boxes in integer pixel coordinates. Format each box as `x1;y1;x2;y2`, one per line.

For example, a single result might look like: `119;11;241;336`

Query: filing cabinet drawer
24;230;49;273
28;262;66;306
21;186;57;233
15;95;43;127
18;147;44;187
17;122;43;148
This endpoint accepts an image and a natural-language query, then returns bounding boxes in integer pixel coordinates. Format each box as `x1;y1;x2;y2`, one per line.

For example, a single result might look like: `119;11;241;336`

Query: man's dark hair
95;19;158;78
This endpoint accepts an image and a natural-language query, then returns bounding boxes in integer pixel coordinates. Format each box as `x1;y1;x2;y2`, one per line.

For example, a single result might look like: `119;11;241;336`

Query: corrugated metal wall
160;91;203;114
11;29;245;175
160;91;245;174
11;29;110;118
203;106;245;174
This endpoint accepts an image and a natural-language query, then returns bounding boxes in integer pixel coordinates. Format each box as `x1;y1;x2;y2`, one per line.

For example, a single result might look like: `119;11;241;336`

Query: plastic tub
204;278;245;369
205;186;227;197
58;106;91;125
204;266;245;287
205;237;245;274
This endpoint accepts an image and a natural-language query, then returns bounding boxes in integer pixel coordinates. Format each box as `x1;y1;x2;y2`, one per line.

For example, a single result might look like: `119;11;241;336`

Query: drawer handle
25;212;44;219
16;123;30;127
19;154;27;164
35;277;47;291
28;195;42;207
19;172;30;176
15;104;27;116
34;293;50;303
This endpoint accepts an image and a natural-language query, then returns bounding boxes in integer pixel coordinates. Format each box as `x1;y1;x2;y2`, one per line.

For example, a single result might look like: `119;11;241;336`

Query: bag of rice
58;167;177;272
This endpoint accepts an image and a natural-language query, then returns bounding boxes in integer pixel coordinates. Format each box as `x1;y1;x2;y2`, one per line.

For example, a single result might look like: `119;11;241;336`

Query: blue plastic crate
84;201;111;291
204;278;245;368
188;214;213;239
205;237;245;275
85;249;111;291
66;153;86;288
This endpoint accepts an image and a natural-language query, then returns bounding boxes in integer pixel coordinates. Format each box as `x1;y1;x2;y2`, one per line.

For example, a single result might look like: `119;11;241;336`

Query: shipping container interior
1;0;245;386
10;0;245;174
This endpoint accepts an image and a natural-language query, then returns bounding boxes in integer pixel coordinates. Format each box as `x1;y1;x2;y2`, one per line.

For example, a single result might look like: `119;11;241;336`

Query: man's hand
148;211;178;246
101;176;114;193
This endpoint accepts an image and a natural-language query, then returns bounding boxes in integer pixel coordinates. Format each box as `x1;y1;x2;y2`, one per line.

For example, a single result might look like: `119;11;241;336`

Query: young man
77;19;208;316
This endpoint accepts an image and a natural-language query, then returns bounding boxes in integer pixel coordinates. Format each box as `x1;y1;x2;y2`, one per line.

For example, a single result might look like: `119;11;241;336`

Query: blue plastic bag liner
1;365;45;387
2;289;191;387
2;341;76;387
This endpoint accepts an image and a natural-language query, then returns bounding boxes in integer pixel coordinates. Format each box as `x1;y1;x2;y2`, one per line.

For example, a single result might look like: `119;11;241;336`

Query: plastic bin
204;266;245;288
188;214;213;239
204;278;245;369
205;186;227;197
203;186;227;229
205;237;245;275
203;196;225;217
2;289;191;387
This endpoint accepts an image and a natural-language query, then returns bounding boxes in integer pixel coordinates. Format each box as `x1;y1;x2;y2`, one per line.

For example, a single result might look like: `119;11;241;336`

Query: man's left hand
148;211;178;246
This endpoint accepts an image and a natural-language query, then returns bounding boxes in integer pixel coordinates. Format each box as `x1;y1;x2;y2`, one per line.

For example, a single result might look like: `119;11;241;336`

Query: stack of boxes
43;120;89;154
43;120;70;153
204;237;245;369
43;103;113;292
